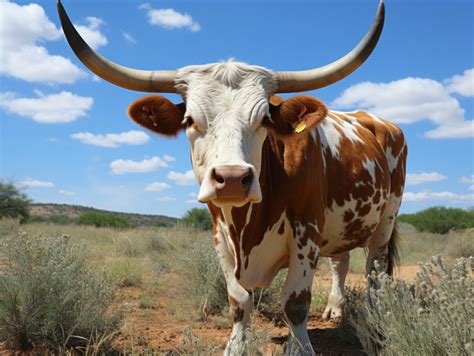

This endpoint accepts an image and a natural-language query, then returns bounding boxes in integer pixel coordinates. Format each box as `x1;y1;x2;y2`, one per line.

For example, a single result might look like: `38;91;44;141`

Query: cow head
57;0;384;207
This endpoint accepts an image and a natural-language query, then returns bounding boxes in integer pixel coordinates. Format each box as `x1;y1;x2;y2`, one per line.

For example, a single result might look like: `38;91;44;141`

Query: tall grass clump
347;255;473;355
177;237;228;319
0;231;121;352
254;270;286;320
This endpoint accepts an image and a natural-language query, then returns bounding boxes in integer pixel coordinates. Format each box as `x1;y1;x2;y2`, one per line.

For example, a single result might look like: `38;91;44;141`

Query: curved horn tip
274;0;385;93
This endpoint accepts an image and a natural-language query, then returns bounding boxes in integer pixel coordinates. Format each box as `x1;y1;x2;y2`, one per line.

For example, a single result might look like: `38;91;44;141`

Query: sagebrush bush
347;255;473;356
177;236;228;319
0;232;121;351
254;270;286;320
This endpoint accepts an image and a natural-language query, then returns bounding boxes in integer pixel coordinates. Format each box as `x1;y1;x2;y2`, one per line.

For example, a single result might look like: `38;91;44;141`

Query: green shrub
347;255;473;355
181;208;212;230
78;211;129;229
398;206;474;233
0;232;120;351
0;180;31;223
26;215;76;225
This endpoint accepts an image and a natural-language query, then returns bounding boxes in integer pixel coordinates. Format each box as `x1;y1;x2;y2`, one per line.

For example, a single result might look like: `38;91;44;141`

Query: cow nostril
212;169;225;185
242;174;251;186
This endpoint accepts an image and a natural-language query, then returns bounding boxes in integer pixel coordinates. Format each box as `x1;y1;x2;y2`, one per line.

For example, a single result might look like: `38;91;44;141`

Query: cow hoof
322;305;343;321
224;335;246;356
284;338;315;356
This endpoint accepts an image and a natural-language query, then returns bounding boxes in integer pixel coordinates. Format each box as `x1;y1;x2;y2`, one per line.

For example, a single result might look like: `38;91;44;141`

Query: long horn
274;0;385;93
57;0;177;93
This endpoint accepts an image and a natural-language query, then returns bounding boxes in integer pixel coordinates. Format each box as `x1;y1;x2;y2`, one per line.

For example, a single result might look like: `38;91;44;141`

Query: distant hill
29;203;178;228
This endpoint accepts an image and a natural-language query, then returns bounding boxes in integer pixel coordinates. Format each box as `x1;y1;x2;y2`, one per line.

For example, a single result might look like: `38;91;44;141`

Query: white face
175;62;277;207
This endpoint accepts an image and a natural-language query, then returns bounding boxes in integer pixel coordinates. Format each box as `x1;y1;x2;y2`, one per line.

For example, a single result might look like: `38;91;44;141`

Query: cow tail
386;220;401;276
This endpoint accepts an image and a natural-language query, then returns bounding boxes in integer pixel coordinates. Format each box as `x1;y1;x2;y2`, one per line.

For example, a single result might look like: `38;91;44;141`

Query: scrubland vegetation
0;189;472;355
398;206;474;233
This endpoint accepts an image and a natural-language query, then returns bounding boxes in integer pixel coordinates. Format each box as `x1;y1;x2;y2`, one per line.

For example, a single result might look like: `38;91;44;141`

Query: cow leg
214;235;253;355
323;252;350;320
280;238;319;355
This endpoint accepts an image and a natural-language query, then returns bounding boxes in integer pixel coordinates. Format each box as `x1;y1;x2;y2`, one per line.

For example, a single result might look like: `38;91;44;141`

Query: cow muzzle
198;165;261;206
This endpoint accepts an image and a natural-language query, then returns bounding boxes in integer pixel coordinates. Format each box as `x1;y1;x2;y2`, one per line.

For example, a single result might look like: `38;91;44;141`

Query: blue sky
1;0;473;218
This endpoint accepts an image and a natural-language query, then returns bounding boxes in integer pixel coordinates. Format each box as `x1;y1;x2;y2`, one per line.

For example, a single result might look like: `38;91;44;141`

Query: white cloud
59;189;75;196
460;175;474;184
71;130;150;148
186;192;199;204
145;182;171;192
0;91;93;123
424;121;474;139
74;16;107;50
157;196;176;202
110;156;168;174
163;155;176;162
446;68;474;97
19;178;54;188
460;175;474;191
403;191;474;202
167;170;195;185
122;31;136;44
406;172;447;186
332;72;473;139
0;1;85;84
140;4;201;32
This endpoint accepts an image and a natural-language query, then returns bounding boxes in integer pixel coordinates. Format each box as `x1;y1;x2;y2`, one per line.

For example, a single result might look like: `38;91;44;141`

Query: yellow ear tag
295;121;306;133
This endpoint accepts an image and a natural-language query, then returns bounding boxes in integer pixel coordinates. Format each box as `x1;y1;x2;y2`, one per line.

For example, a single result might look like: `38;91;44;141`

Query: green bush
347;255;473;355
181;208;212;230
0;180;31;223
398;206;474;234
26;215;76;225
77;211;129;229
0;232;120;351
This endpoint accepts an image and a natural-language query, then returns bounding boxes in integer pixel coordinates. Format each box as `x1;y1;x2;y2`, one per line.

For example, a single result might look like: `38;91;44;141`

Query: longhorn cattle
58;0;406;354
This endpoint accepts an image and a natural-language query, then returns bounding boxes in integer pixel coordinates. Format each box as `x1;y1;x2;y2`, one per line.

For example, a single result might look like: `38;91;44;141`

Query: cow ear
128;95;186;137
268;95;327;137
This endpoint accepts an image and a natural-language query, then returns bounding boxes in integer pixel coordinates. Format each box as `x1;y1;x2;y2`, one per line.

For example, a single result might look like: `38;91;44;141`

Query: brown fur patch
343;210;355;222
284;289;311;325
229;297;244;323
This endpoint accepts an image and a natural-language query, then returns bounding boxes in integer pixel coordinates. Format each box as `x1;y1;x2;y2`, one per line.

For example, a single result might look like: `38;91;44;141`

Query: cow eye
183;116;194;127
261;114;272;126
